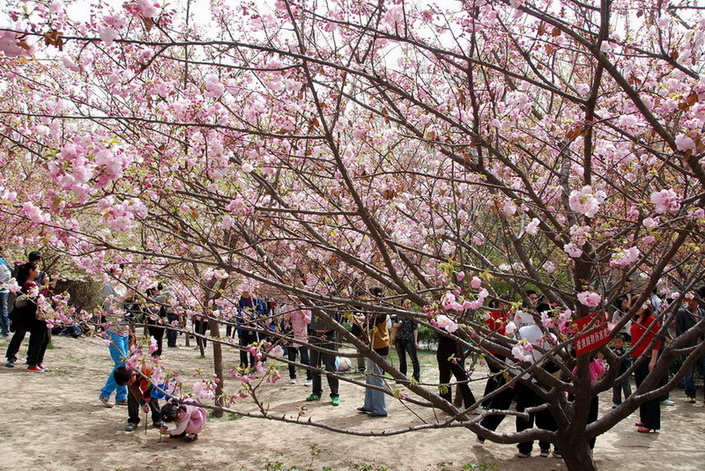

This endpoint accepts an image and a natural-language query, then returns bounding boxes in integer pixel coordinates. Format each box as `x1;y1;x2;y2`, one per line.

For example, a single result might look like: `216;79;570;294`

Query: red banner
573;311;610;356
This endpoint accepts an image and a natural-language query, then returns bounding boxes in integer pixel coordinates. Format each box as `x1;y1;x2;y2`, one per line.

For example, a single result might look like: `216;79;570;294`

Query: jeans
0;292;9;336
363;355;388;414
310;331;339;398
684;354;705;399
286;346;311;380
166;313;179;347
612;376;632;405
395;339;420;382
101;332;129;402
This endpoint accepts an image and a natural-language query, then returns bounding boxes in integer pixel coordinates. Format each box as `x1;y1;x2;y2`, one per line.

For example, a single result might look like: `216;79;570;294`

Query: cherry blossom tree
2;0;705;469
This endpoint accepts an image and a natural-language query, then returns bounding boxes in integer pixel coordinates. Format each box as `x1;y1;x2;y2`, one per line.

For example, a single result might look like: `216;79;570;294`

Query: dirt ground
0;334;704;471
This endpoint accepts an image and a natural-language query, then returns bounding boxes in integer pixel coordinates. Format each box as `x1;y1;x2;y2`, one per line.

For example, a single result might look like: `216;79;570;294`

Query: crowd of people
2;252;704;455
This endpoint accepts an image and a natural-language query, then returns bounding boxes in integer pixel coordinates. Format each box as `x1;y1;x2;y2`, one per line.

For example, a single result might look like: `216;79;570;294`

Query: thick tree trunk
209;317;224;418
560;439;595;471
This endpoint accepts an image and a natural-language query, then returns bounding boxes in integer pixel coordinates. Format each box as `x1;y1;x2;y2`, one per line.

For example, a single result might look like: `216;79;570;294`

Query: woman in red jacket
630;303;661;433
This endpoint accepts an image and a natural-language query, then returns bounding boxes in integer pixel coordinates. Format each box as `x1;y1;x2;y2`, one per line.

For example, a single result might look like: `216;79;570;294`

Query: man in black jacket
675;293;705;404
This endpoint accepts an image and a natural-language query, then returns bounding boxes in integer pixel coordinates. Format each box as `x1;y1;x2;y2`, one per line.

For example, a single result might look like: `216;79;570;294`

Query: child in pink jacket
159;403;207;442
282;301;312;384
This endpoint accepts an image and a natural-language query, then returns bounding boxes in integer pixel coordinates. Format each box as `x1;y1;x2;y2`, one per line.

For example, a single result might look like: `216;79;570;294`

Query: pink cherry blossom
192;380;216;399
99;26;119;45
564;243;583;258
61;54;81;72
650;189;681;215
609;246;640;267
642;217;660;229
577;291;601;307
675;134;696;151
525;217;540;236
221;215;235;230
434;314;459;333
512;340;534;362
148;336;158;354
470;276;482;289
503;200;517;216
568;185;606;218
21;202;51;224
136;0;160;19
0;30;35;58
540;311;555;329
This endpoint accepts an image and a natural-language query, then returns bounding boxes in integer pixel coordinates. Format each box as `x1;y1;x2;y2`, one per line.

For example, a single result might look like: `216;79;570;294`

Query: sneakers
27;365;44;372
38;364;48;372
115;400;128;406
540;449;550;457
305;394;321;402
289;378;297;384
124;423;137;432
5;358;15;368
357;407;371;413
660;399;675;406
331;396;340;406
99;397;114;408
516;451;531;458
184;434;198;442
305;379;313;386
686;396;696;404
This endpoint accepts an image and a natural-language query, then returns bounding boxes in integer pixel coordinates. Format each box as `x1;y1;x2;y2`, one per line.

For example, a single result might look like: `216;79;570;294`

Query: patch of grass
50;369;71;376
352;465;389;471
63;354;80;363
462;455;498;471
211;412;242;422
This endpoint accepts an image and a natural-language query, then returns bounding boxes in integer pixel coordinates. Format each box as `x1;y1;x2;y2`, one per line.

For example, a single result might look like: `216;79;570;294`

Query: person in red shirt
630;303;661;433
481;299;510;407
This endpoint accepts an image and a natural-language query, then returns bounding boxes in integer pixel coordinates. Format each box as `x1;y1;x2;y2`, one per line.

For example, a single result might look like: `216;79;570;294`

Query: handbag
36;301;56;321
14;294;30;309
